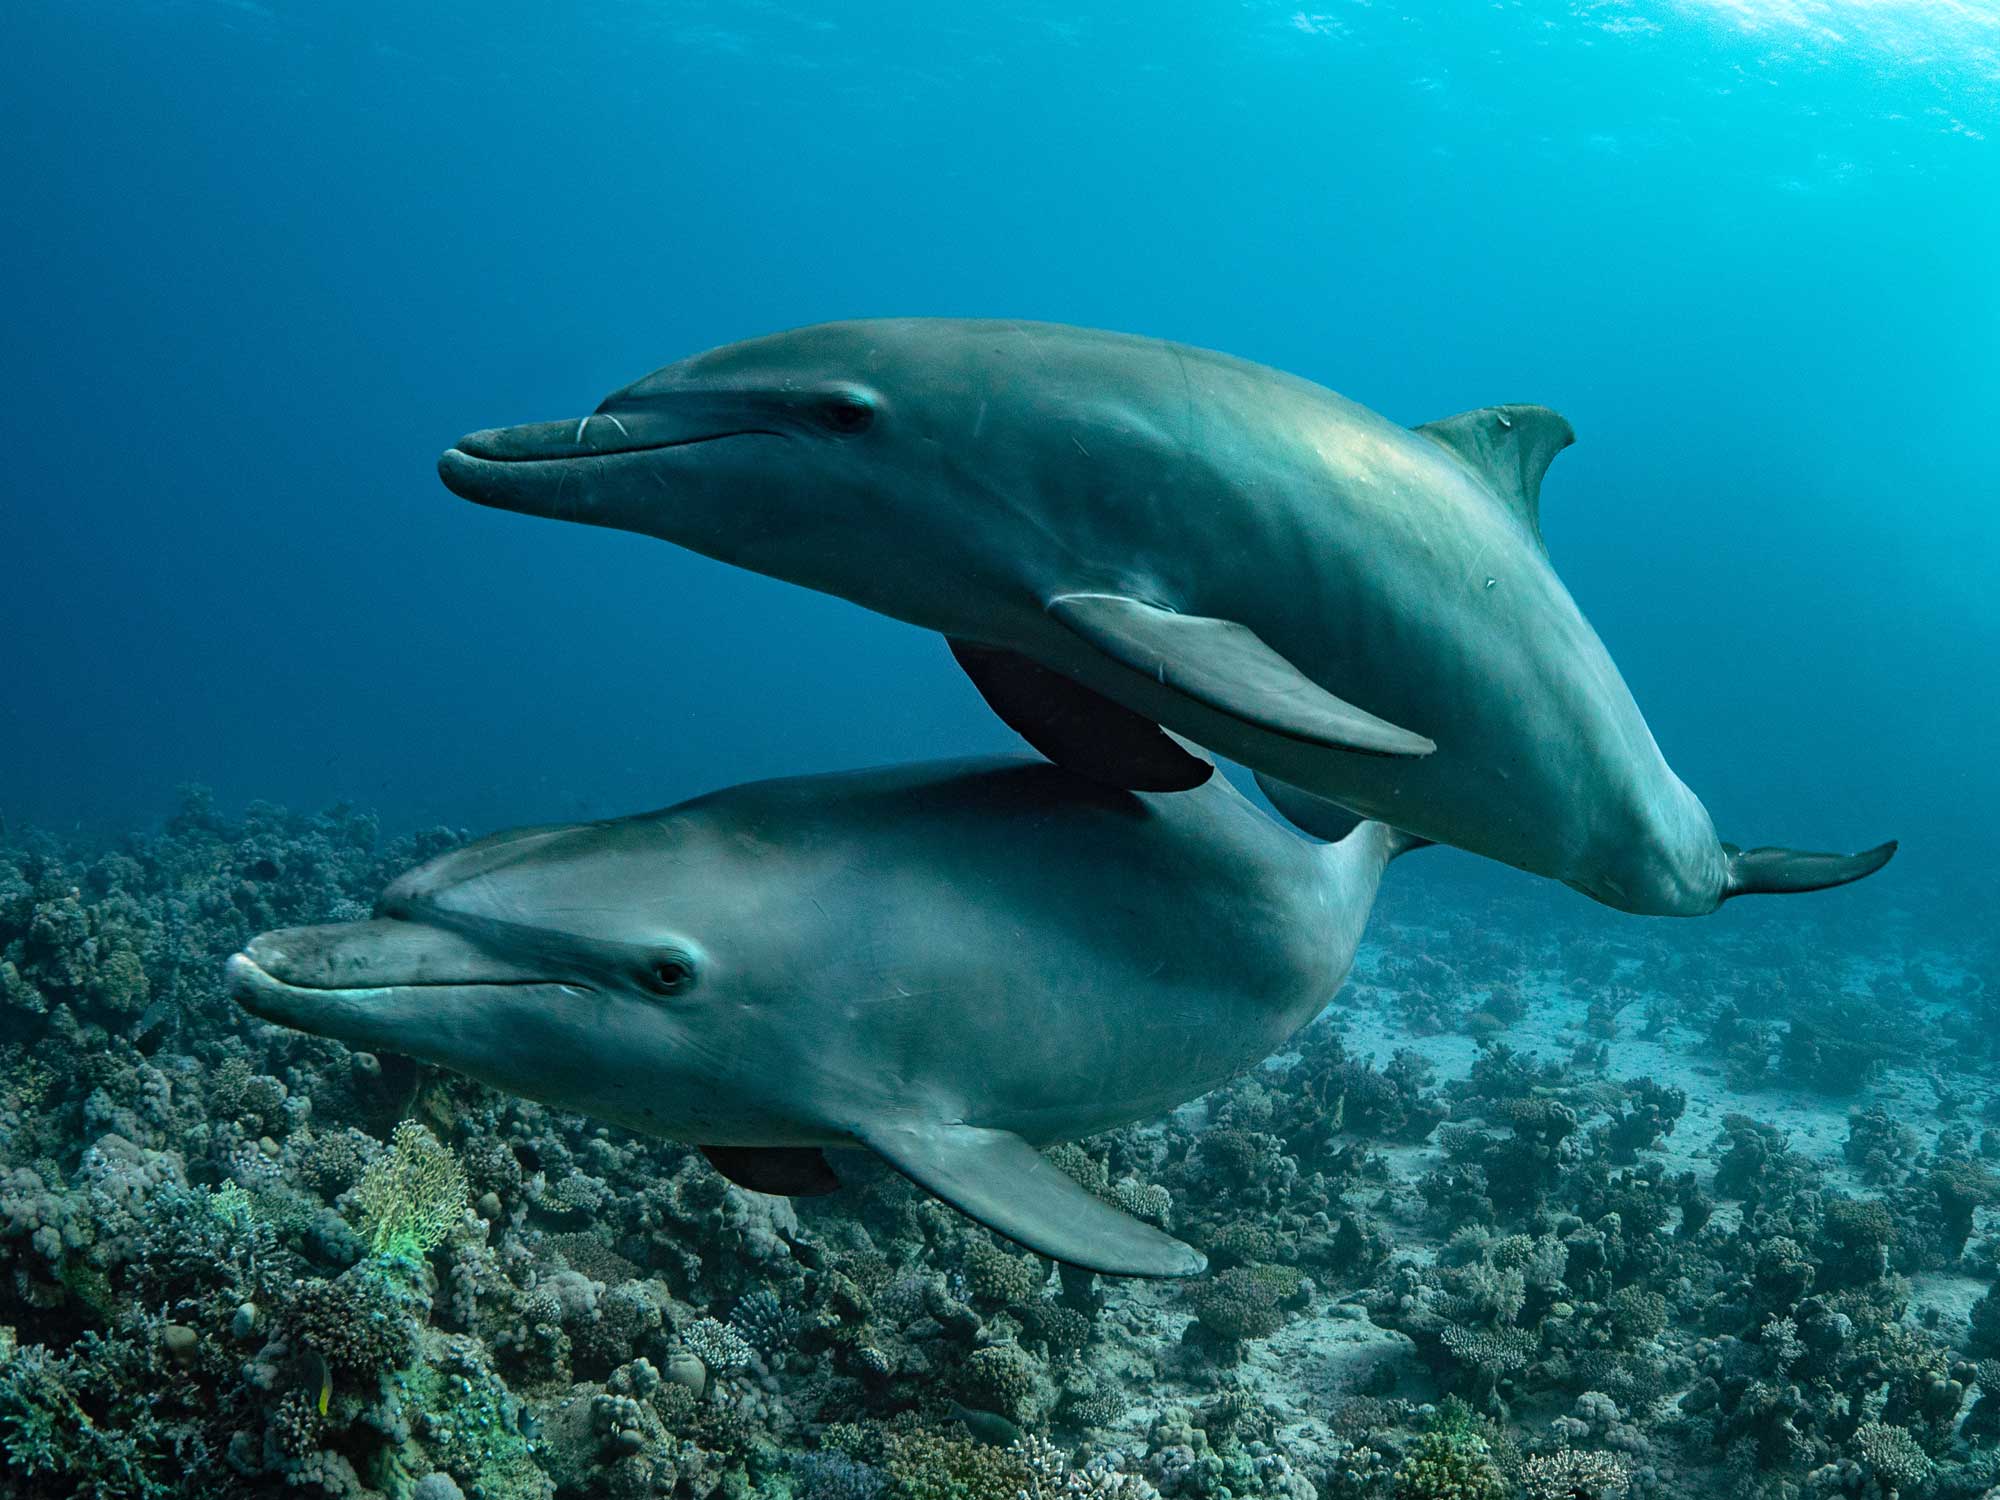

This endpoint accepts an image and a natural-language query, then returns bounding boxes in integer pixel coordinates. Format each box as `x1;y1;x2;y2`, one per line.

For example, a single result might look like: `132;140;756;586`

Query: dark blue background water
4;2;1994;909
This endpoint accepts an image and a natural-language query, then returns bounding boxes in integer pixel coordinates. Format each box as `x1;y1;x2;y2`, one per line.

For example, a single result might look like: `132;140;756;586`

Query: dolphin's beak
227;919;552;1039
436;417;619;514
437;396;783;515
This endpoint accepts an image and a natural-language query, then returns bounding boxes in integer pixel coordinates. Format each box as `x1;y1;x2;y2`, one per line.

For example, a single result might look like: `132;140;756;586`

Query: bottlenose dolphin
227;758;1418;1277
437;319;1894;916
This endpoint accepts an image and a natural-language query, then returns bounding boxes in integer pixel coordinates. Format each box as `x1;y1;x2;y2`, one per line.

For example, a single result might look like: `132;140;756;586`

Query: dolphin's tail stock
1720;839;1898;901
1382;825;1436;860
1252;772;1431;859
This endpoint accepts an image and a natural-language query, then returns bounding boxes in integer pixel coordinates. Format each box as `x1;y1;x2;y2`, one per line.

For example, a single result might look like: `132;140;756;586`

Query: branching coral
683;1315;754;1374
0;1331;217;1499
1439;1324;1535;1385
730;1285;802;1356
1519;1447;1630;1500
796;1450;891;1500
1016;1434;1161;1500
1849;1419;1934;1491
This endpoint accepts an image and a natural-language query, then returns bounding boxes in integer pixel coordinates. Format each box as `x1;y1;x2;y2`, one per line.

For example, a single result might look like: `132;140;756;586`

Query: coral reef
0;790;1993;1498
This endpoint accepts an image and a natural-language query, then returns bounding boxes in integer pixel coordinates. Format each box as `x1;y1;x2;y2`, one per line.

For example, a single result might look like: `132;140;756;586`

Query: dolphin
226;757;1419;1277
437;318;1894;917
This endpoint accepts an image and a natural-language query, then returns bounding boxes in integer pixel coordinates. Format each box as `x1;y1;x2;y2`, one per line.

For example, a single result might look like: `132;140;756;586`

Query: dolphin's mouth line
449;429;784;465
229;953;562;998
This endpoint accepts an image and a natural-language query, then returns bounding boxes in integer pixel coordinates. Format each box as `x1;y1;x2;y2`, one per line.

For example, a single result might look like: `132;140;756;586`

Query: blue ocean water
8;11;2000;1497
3;0;1995;905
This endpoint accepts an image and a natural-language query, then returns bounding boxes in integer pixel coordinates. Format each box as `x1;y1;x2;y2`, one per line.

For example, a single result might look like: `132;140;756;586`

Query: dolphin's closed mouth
227;950;550;1000
438;420;782;506
448;431;778;464
226;951;370;1026
226;948;572;1058
446;416;782;466
225;914;569;1036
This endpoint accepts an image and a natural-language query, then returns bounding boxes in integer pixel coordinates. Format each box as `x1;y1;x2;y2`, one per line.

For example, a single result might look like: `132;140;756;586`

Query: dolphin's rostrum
439;318;1894;916
229;757;1418;1277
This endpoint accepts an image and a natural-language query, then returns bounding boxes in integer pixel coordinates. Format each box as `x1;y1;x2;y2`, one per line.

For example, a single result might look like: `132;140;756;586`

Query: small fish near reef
438;317;1894;916
227;755;1422;1277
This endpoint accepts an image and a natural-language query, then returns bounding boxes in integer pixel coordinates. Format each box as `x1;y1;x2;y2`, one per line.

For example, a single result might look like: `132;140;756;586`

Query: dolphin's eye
642;955;696;996
816;393;875;435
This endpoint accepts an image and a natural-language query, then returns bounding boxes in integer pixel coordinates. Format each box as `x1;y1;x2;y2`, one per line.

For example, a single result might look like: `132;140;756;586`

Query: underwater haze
4;0;1995;897
4;5;2000;1500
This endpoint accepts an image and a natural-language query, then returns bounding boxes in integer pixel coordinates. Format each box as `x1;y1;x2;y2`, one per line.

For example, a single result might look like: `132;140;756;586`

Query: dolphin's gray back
758;322;1686;888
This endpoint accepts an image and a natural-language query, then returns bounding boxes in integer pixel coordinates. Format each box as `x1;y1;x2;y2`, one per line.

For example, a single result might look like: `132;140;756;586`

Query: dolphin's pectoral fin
947;639;1213;792
1413;405;1575;554
1046;595;1435;759
698;1145;843;1197
859;1119;1207;1278
1721;840;1898;901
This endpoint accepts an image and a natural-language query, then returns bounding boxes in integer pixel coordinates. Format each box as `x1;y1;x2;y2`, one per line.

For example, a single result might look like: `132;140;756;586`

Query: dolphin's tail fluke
1253;772;1431;859
1720;840;1898;901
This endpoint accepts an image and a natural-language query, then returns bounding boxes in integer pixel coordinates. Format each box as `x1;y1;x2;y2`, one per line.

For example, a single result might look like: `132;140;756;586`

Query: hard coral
1519;1447;1630;1500
283;1260;423;1381
1182;1265;1302;1351
1391;1428;1506;1500
956;1344;1047;1424
881;1428;1032;1500
962;1239;1046;1310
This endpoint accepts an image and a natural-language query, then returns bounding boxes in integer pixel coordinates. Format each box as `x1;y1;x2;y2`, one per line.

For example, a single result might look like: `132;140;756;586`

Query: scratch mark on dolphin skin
1071;435;1092;458
868;985;944;1003
603;413;630;439
1009;323;1048;370
575;416;591;444
972;401;987;439
1171;344;1196;444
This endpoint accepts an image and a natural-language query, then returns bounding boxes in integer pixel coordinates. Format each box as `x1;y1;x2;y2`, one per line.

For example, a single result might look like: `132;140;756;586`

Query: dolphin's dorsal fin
1047;595;1434;760
858;1119;1207;1278
1414;405;1575;552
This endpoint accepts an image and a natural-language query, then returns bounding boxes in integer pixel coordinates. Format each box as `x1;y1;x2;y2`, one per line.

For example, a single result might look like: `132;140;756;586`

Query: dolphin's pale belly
693;766;1354;1146
920;973;1324;1146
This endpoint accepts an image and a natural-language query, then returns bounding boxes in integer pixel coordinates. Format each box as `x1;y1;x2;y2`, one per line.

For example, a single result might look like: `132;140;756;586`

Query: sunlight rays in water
1664;0;2000;67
